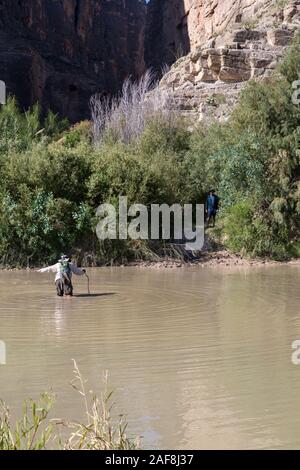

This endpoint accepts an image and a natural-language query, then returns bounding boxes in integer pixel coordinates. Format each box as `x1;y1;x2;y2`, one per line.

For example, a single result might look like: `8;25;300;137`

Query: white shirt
39;263;85;282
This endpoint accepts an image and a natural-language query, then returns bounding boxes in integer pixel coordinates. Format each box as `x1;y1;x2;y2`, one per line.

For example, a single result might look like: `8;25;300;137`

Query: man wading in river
37;255;86;297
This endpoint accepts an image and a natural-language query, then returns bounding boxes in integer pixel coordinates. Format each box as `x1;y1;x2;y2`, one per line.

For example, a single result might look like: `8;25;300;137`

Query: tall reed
0;361;140;451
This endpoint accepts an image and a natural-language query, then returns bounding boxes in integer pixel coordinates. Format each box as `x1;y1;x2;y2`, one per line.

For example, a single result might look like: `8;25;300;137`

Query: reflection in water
0;266;300;449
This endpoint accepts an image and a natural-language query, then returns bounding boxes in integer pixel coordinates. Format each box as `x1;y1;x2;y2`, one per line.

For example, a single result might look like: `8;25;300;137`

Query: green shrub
0;34;299;265
209;131;266;207
221;201;285;259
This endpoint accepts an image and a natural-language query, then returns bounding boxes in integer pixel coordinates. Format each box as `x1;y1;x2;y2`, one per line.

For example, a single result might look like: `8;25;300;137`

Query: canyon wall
145;0;299;67
182;0;281;50
145;0;191;71
154;0;300;122
0;0;146;122
0;0;299;123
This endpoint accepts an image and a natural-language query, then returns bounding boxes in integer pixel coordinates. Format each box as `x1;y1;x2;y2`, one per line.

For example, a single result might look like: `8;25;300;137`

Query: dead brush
55;360;141;450
90;69;177;145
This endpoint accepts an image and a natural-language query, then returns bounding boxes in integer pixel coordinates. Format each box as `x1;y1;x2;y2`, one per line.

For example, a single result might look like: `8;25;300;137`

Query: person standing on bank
205;190;220;227
37;255;86;297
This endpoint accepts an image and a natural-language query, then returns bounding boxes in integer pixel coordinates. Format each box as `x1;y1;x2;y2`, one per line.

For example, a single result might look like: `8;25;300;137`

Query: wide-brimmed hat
59;255;70;263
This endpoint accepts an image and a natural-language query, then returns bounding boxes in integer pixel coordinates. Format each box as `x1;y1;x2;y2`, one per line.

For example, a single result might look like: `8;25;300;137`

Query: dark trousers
207;209;217;226
56;274;73;297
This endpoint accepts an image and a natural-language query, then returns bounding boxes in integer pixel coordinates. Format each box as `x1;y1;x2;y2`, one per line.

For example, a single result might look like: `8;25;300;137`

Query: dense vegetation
0;33;299;266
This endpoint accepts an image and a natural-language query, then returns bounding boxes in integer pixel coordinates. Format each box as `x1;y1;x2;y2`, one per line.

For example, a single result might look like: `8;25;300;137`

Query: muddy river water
0;265;300;449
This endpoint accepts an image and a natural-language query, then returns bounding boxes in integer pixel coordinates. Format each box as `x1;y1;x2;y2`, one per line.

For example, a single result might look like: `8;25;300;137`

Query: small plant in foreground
57;361;141;450
0;361;140;451
0;393;54;450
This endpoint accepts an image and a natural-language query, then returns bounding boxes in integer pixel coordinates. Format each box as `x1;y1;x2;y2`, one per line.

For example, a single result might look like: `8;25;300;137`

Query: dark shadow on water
74;293;117;298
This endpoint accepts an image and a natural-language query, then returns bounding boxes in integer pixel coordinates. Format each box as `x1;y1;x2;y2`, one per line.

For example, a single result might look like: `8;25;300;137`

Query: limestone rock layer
153;0;300;122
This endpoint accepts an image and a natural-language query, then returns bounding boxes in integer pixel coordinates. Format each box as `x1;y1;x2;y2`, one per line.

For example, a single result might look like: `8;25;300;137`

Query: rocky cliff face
154;0;300;122
1;0;299;123
145;0;191;71
0;0;146;122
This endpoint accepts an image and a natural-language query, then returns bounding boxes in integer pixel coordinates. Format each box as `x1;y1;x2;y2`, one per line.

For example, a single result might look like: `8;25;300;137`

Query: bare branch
90;70;177;145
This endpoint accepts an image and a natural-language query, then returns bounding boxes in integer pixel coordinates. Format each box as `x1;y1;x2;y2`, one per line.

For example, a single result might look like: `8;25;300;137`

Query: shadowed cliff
0;0;146;122
145;0;190;73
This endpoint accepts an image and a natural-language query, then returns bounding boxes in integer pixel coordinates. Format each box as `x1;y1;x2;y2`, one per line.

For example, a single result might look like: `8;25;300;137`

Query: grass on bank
0;361;140;451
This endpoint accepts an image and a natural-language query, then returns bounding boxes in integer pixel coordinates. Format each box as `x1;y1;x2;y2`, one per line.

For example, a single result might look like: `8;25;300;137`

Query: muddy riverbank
127;251;300;269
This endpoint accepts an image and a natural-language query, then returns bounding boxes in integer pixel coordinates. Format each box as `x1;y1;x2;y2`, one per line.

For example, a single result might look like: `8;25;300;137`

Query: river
0;265;300;449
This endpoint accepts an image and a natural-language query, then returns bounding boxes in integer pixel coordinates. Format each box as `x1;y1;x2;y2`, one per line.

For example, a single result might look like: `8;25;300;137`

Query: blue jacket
206;195;219;212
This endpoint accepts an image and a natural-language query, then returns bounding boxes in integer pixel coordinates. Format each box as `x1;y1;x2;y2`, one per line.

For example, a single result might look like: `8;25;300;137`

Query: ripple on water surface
0;266;300;449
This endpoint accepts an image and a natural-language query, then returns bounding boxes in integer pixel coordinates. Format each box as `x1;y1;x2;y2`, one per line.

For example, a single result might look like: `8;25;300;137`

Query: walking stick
85;273;91;296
